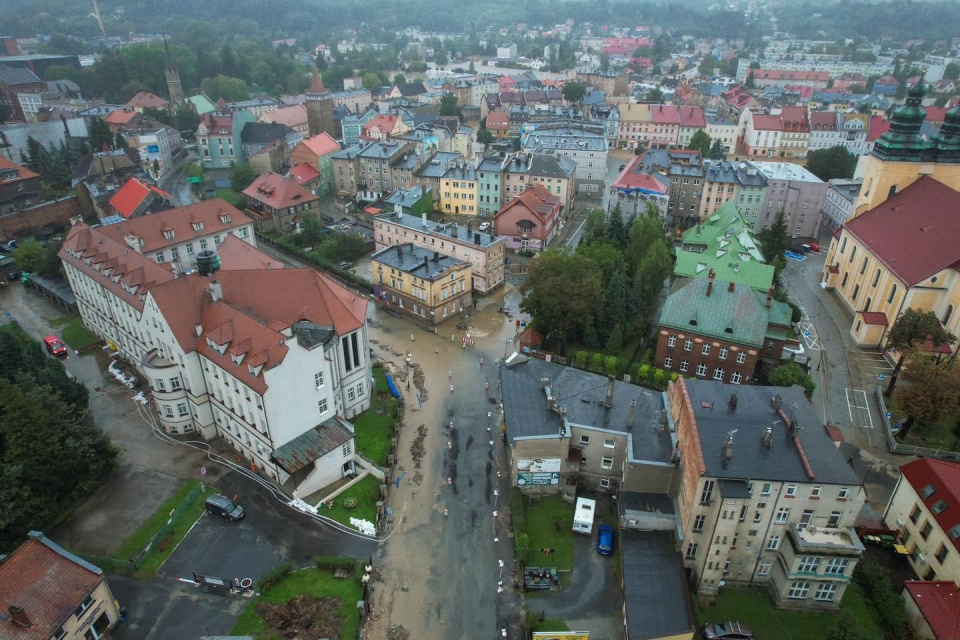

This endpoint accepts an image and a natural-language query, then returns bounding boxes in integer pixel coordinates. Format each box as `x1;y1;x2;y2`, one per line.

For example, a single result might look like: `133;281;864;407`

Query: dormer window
219;214;231;224
163;230;175;240
248;364;263;377
231;352;245;365
218;128;228;134
193;221;203;232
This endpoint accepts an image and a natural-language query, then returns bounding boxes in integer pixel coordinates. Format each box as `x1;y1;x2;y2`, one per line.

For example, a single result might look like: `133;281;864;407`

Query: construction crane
89;0;105;34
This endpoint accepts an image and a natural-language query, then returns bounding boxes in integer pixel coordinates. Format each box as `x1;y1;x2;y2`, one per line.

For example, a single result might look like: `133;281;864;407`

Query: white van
572;497;596;535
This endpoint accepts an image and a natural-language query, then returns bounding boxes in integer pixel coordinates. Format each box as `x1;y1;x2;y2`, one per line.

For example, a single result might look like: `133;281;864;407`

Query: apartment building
502;152;576;211
196;105;258;169
753;162;827;237
699;160;742;219
371;243;472;324
331;140;417;201
820;178;862;234
666;157;705;228
669;379;865;599
93;199;255;274
747;69;830;90
374;210;505;293
241;172;322;234
495;183;563;252
59;220;372;496
767;525;865;611
439;161;479;216
883;458;960;583
521;126;608;194
477;153;509;216
740;107;810;159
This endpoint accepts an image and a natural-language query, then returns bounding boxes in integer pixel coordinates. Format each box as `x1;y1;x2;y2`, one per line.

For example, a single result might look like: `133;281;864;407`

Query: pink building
493;184;562;252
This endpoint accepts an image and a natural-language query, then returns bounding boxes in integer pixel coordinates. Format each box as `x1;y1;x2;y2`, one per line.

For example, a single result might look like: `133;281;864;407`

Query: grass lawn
319;475;381;529
352;367;398;466
524;496;575;570
215;188;243;207
888;396;960;452
232;567;363;638
693;584;883;640
525;610;571;633
50;314;100;351
109;479;216;580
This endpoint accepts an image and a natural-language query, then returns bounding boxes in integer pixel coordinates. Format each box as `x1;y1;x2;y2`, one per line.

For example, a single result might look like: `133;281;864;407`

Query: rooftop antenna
723;429;738;459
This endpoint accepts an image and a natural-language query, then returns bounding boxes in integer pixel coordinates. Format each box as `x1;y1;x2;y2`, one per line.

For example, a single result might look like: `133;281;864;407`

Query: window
701;344;711;356
920;484;937;499
825;558;848;575
686;542;699;558
680;360;689;372
693;515;706;533
811;486;821;498
696;363;708;376
74;594;94;618
199;239;208;250
736;352;746;364
719;347;728;360
951;524;960;540
355;382;364;398
314;372;324;388
186;244;194;255
53;626;67;640
667;335;676;347
683;339;693;351
599;477;610;489
815;583;839;602
664;356;673;368
887;284;897;304
348;387;356;401
177;402;188;417
601;457;614;470
713;367;724;381
757;560;772;576
936;544;949;564
318;398;328;414
798;556;821;573
580;435;590;446
921;521;933;540
788;581;811;599
767;535;782;551
933;500;949;515
776;508;790;523
786;485;797;497
603;439;616;449
156;378;166;391
700;480;715;504
838;487;850;500
155;252;165;263
828;511;842;527
171;377;182;391
761;483;772;496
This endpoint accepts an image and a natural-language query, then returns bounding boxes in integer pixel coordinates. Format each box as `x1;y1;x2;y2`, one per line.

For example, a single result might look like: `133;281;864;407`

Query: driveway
160;470;378;582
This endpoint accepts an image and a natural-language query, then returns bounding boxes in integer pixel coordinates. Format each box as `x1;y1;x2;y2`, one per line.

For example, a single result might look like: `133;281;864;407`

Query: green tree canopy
605;203;628;249
944;62;960;81
12;240;43;274
806;146;858;181
439;92;462;119
581;209;607;247
893;351;960;440
885;308;957;395
562;81;587;104
201;75;249;102
757;211;791;263
229;163;258;192
769;361;817;397
687;129;712;155
708;138;726;160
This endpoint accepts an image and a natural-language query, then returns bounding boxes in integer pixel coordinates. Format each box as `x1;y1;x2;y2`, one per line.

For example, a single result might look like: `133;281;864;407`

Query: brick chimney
766;285;775;308
706;269;716;297
728;281;735;292
8;606;31;628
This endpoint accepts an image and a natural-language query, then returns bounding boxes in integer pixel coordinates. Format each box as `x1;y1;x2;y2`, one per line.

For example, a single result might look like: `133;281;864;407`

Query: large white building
59;216;373;497
521;126;608;194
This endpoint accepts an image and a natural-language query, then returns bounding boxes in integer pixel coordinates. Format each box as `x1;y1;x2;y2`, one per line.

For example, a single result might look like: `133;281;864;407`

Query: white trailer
572;497;596;535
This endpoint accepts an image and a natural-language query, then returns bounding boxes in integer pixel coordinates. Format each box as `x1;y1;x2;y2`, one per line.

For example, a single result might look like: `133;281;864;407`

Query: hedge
257;563;292;591
314;556;359;572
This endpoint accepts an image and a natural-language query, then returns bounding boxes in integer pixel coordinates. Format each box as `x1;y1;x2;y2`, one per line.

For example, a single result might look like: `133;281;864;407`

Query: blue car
596;524;615;556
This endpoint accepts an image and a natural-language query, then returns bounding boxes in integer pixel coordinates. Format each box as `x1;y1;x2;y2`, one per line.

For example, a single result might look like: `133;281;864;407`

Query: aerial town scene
2;0;960;638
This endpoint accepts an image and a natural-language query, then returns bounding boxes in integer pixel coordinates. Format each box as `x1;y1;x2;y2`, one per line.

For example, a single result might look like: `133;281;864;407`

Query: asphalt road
159;149;199;207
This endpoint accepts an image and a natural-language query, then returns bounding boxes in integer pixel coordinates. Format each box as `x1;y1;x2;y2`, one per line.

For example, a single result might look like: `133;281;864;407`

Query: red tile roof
104;108;138;125
866;115;891;142
0;155;39;180
108;178;173;219
924;107;950;124
810;111;839;131
264;103;308;128
487;111;510;128
901;458;960;551
126;90;169;110
215;234;284;271
96;199;253;254
860;311;888;326
844;176;960;287
362;114;400;137
298;132;340;158
678;106;706;127
612;156;668;194
242;172;320;210
288;162;321;187
0;534;106;640
200;112;235;135
149;269;366;393
751;114;783;131
750;107;809;133
59;224;175;312
495;183;561;223
904;581;960;640
650;105;679;125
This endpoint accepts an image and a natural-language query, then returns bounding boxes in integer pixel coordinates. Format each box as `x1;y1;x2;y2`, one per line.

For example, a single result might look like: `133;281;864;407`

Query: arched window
888;184;898;199
944;305;955;327
872;269;881;287
860;256;868;275
887;284;897;304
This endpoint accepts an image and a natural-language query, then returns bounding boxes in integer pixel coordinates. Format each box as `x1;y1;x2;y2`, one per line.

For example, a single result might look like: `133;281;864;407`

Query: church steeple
163;33;183;110
872;73;929;162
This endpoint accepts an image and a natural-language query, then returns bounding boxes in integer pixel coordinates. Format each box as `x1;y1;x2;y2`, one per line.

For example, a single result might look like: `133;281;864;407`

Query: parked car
478;222;491;232
1;239;17;252
789;245;808;254
802;242;821;252
339;261;354;270
43;336;67;357
596;524;615;556
618;163;626;171
701;621;753;639
205;494;245;521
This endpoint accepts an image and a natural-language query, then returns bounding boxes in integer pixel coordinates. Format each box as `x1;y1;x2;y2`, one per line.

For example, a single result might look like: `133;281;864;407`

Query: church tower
305;68;335;138
163;34;183;111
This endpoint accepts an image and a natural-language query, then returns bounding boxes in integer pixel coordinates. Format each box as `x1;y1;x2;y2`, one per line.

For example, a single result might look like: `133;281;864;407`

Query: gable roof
242;172;320;210
900;458;960;550
0;155;39;181
108;178;173;219
866;115;891;142
126;90;169;110
103;108;138;125
0;532;106;640
843;176;960;287
0;63;42;86
272;416;355;473
810;111;839;131
298;132;340;158
495;183;560;222
96;199;252;253
215;233;284;271
395;82;427;97
904;581;960;639
263;103;308;128
288;162;321;186
240;122;295;144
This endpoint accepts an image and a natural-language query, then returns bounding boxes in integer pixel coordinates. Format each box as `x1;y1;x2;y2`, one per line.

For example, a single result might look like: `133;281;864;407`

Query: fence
255;232;375;294
876;385;960;461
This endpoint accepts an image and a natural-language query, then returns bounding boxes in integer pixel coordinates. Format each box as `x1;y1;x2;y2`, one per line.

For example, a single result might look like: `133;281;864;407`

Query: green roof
675;201;773;291
185;94;217;115
659;278;786;348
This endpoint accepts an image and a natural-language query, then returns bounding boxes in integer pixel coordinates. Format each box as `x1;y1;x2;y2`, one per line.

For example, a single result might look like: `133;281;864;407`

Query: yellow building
372;243;472;324
822;176;960;349
440;162;479;215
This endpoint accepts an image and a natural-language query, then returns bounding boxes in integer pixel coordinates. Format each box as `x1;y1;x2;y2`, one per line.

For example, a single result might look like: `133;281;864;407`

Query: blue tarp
385;374;400;398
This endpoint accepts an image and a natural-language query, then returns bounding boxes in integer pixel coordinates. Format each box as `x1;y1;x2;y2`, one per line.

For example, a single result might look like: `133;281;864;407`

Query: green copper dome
873;74;931;162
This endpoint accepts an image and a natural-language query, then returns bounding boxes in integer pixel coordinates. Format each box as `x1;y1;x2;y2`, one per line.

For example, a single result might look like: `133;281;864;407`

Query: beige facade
58;579;121;639
853;154;960;216
372;244;472;325
883;473;960;582
767;525;864;611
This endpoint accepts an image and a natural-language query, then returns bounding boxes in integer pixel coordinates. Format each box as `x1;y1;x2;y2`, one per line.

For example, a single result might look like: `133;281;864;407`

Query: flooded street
364;283;528;639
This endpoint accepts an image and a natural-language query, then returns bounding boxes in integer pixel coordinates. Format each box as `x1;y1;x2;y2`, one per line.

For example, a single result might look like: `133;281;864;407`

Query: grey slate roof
379;210;500;248
522;127;607;152
371;243;467;280
0;63;42;86
240;122;295;144
271;416;354;474
416;152;460;178
682;379;861;485
622;530;694;640
529;154;576;179
500;357;673;463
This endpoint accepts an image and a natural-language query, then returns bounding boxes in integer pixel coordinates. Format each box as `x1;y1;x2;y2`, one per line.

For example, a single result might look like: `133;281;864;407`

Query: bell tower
163;34;183;111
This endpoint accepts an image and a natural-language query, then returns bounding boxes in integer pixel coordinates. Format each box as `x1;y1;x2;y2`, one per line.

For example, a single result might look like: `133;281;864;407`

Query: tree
88;118;113;152
645;87;664;103
201;75;249;102
439;92;462;119
477;129;495;145
605;203;628;249
745;71;756;89
769;361;817;397
393;73;407;85
757;211;791;263
113;132;128;150
519;251;603;354
562;81;587;104
885;308;957;395
687;129;712;154
806;146;857;181
708;139;726;160
944;62;960;81
581;209;607;246
12;240;44;274
229;163;257;192
362;72;381;90
629;241;672;327
599;52;610;72
624;209;665;276
893;351;960;440
605;324;624;356
598;266;628;341
38;239;64;280
826;612;869;640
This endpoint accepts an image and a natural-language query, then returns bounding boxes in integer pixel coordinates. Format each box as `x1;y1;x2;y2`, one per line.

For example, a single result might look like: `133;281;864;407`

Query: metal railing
876;385;960;461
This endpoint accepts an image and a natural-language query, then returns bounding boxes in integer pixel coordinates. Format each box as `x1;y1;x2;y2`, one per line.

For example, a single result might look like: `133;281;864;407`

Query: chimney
762;426;774;448
706;269;716;296
8;606;31;628
604;375;615;408
766;285;775;307
208;280;222;302
723;431;735;459
728;393;738;411
728;281;735;292
396;244;403;258
422;213;428;228
627;398;637;429
433;251;440;261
